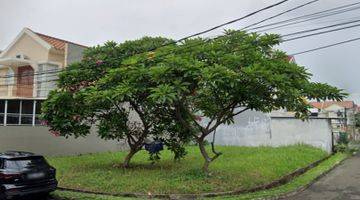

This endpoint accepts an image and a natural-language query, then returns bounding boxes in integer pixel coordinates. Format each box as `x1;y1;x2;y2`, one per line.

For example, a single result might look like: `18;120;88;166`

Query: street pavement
288;152;360;200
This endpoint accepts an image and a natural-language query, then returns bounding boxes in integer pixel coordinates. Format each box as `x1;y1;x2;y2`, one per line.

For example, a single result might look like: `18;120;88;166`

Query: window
21;100;34;125
0;100;43;126
7;100;20;125
5;157;48;170
5;69;15;85
0;100;4;125
35;101;42;125
37;64;59;98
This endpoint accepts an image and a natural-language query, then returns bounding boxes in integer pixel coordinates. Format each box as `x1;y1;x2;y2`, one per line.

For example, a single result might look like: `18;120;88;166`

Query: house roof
310;101;357;109
0;28;88;58
33;31;88;51
287;55;295;63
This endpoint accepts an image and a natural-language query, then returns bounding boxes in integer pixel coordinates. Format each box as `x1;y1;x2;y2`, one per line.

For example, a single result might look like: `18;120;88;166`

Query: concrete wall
0;126;127;156
207;111;333;153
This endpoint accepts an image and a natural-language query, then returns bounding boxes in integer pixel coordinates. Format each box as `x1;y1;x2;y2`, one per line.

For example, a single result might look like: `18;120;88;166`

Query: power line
283;23;360;42
282;18;360;37
151;0;291;50
3;18;360;81
0;78;59;87
290;37;360;56
2;37;360;87
255;5;360;33
241;0;321;30
1;1;359;81
258;15;360;32
247;1;360;31
0;0;292;80
0;68;62;79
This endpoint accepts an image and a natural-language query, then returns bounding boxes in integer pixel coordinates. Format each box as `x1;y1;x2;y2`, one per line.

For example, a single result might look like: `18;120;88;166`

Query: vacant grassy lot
48;145;327;195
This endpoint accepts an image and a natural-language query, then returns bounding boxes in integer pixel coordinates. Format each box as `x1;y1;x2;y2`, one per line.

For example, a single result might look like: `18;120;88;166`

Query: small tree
146;30;346;173
41;37;190;167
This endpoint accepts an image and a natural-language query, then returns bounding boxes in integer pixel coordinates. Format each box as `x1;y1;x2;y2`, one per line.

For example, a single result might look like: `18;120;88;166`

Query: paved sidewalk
289;153;360;200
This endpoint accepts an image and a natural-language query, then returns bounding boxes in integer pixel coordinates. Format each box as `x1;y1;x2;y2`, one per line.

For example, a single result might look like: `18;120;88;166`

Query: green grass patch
216;152;348;200
52;153;348;200
48;145;326;195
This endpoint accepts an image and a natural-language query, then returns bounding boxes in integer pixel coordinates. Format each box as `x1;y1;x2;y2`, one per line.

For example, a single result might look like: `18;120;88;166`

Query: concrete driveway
288;153;360;200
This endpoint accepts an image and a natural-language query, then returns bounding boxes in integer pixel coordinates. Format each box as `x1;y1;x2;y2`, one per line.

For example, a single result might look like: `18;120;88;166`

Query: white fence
206;111;333;153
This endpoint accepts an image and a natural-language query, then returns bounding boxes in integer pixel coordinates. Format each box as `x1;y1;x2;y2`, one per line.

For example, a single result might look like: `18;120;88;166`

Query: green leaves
149;84;177;104
42;29;346;164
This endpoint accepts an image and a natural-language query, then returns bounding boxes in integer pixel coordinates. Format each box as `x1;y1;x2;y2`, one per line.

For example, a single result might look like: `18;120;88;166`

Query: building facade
0;28;86;126
309;101;358;140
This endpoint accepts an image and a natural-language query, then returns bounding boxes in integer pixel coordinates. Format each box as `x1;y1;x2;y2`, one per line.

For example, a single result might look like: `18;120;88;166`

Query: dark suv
0;151;57;200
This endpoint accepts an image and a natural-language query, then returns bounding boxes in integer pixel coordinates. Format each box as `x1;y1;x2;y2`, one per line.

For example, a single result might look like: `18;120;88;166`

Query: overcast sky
1;0;360;102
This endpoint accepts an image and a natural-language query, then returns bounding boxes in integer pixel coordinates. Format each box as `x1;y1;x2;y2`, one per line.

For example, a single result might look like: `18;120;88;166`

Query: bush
334;143;348;153
338;132;349;145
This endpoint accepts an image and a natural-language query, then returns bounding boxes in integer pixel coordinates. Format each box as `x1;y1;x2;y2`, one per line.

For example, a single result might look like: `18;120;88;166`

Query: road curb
57;154;333;199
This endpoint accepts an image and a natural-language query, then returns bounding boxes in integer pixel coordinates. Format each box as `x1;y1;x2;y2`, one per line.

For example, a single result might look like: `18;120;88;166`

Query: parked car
0;151;57;200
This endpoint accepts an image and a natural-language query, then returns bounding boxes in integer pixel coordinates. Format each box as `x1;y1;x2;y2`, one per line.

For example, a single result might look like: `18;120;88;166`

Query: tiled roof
31;30;87;51
310;101;357;109
287;55;295;62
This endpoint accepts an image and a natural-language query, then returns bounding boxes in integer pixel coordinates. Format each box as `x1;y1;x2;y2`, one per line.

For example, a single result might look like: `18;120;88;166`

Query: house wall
65;43;86;66
0;68;9;96
2;34;48;61
206;110;333;153
48;51;65;68
0;126;127;156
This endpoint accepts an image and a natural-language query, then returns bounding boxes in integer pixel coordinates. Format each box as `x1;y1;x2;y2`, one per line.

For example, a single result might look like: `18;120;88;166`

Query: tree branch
210;130;222;161
207;107;250;134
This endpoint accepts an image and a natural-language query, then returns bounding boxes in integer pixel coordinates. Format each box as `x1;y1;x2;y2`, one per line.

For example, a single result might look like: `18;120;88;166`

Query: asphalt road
288;153;360;200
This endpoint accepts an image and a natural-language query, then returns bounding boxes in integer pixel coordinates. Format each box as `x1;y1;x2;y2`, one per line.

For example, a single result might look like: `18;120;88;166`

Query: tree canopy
42;30;346;171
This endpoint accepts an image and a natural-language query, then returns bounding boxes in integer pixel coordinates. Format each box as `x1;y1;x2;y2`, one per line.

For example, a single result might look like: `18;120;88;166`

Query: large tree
42;30;345;172
145;30;346;173
41;37;190;167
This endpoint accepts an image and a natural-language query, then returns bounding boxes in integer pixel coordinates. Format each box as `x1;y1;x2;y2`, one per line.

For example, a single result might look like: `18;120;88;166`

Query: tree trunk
123;147;140;168
198;138;212;174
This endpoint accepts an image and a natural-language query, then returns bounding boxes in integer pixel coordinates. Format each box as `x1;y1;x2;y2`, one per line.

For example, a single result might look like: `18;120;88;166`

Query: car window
5;157;48;169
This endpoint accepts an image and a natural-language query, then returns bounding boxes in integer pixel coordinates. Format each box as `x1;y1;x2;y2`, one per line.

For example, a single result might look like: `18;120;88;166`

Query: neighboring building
0;28;86;126
309;101;358;138
0;28;125;156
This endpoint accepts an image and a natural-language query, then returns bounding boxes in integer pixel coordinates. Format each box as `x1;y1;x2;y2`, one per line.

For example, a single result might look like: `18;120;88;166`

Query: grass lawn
48;145;327;195
52;153;348;200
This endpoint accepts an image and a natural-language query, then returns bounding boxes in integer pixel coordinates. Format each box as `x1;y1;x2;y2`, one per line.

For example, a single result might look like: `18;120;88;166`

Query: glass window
0;100;4;125
5;157;48;170
35;101;43;125
36;101;42;115
0;100;44;126
7;114;19;125
22;100;33;114
0;100;4;113
21;116;33;125
0;114;3;125
6;100;20;125
7;100;20;114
